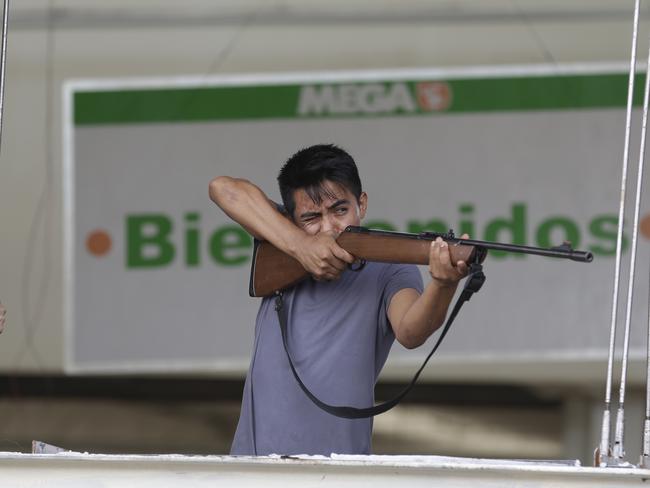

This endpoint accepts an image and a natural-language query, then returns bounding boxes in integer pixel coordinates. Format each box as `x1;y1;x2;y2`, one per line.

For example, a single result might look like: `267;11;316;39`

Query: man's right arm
208;176;353;281
209;176;301;247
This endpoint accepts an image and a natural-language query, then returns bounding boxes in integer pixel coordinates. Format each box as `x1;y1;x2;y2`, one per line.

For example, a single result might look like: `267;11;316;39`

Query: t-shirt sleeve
378;264;424;336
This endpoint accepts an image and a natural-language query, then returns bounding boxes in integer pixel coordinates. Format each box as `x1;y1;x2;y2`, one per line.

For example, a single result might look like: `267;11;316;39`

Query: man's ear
358;192;368;219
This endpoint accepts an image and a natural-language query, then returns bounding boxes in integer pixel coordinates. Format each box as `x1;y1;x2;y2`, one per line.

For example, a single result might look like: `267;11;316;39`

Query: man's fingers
314;254;347;280
429;237;441;257
429;237;472;286
327;258;347;272
436;239;452;267
332;245;355;264
456;261;469;276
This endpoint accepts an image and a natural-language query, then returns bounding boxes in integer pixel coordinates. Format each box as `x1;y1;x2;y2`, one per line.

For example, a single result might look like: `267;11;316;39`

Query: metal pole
598;0;641;467
0;0;9;155
641;43;650;468
642;248;650;468
613;26;650;463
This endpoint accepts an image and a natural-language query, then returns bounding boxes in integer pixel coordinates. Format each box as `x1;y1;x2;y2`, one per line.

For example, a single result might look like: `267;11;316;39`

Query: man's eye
335;208;347;214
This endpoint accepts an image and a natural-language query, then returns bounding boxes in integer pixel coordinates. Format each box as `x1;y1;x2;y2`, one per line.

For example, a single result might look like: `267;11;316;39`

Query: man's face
292;181;367;236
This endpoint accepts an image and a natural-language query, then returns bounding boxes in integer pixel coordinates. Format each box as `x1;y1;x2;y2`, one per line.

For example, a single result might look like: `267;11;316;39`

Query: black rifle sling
274;262;486;419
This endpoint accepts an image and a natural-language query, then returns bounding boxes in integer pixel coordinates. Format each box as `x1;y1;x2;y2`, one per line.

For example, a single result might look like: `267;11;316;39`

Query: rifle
249;225;593;297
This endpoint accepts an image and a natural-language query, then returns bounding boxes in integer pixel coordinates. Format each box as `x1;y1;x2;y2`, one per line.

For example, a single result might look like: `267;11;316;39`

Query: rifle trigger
349;259;366;272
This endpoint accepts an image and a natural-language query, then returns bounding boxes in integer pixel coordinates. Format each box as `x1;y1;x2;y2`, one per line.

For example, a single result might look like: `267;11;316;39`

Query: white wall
0;0;644;372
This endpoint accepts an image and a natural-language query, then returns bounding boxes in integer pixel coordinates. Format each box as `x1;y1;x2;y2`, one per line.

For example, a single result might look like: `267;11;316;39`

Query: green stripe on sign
74;85;301;125
74;73;643;126
449;74;638;112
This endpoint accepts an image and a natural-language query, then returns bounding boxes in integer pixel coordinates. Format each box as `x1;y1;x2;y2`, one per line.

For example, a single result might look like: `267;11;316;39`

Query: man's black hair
277;144;362;219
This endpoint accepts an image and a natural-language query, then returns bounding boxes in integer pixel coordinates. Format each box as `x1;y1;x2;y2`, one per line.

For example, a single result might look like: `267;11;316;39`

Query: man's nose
321;216;338;234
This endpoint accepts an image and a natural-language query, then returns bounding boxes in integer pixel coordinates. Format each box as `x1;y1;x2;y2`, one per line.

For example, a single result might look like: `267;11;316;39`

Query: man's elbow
395;330;426;350
209;176;236;206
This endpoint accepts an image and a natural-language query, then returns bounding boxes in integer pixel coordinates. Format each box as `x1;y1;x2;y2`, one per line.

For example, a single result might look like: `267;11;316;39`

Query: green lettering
209;226;252;266
364;220;397;231
536;217;580;249
185;213;200;266
407;219;448;234
484;204;526;259
126;214;175;268
589;215;626;255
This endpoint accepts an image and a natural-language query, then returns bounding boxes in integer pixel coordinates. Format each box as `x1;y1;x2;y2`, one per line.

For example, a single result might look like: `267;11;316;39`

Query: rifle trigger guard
349;259;366;272
274;291;284;311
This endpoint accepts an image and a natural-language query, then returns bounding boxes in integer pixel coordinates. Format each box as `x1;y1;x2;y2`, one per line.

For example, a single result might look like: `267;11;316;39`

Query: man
209;144;469;456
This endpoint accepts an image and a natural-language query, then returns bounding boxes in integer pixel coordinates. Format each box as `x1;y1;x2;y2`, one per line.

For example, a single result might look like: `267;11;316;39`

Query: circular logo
86;230;112;256
416;82;452;111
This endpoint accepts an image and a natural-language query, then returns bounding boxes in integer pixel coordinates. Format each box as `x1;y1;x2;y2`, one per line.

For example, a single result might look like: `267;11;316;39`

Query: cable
15;0;55;368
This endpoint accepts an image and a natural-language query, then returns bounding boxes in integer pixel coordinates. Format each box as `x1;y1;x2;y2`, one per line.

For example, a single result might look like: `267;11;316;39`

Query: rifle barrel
456;238;593;263
345;226;594;263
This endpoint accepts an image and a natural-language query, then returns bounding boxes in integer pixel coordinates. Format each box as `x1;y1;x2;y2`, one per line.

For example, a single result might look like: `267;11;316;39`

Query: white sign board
64;66;649;379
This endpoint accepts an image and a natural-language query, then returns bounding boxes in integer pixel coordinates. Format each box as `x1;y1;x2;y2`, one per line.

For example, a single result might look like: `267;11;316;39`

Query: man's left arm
388;237;469;349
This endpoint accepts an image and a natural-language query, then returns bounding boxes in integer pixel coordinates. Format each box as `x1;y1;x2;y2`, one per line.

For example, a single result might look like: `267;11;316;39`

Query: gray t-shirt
230;261;424;456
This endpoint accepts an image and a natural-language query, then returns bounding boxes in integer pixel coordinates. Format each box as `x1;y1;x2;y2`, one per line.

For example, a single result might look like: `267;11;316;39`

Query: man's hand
428;235;470;288
293;232;355;281
0;302;6;334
